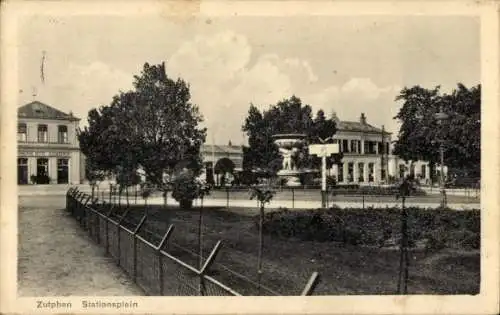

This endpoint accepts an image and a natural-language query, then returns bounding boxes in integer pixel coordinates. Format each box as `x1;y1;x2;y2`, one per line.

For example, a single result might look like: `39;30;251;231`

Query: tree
242;96;338;178
116;166;141;207
79;62;206;209
395;175;418;294
393;84;480;182
242;104;282;176
84;158;107;200
127;63;206;206
249;186;275;294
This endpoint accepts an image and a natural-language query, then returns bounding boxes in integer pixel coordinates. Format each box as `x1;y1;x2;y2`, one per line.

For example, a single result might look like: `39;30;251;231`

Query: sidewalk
127;196;480;211
18;197;143;296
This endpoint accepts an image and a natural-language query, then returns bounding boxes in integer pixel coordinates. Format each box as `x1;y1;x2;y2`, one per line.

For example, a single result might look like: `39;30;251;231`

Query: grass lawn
106;203;480;296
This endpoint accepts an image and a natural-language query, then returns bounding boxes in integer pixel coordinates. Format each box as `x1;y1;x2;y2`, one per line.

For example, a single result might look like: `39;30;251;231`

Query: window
338;163;344;182
38;124;48;143
17;123;27;142
368;163;374;182
58;125;68;143
421;165;427;178
350;140;358;153
358;163;364;182
347;163;354;182
342;139;349;153
399;164;406;179
57;159;69;184
18;158;28;184
378;142;383;155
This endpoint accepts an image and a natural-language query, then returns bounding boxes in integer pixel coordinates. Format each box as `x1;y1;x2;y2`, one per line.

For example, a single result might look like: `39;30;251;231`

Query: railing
66;187;320;296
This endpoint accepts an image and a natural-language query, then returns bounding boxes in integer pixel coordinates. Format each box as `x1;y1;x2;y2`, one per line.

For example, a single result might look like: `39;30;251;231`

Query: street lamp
434;105;449;208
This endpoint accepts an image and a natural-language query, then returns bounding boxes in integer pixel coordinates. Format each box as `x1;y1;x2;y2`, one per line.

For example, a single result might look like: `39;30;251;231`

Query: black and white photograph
1;1;499;314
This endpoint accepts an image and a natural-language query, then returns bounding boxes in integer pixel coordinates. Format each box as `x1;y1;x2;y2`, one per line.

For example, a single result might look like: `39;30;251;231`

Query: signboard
18;150;71;157
308;143;339;156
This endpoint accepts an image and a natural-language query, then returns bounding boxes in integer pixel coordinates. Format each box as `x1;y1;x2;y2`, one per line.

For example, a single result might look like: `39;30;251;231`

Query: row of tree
79;62;207;206
80;61;481;207
393;83;481;183
241;95;343;182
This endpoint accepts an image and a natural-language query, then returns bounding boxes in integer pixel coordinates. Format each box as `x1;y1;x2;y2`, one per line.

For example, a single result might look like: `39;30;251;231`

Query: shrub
425;229;448;250
171;174;198;209
259;206;480;250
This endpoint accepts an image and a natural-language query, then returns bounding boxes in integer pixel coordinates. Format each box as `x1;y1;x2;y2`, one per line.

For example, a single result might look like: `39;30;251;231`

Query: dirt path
18;197;143;296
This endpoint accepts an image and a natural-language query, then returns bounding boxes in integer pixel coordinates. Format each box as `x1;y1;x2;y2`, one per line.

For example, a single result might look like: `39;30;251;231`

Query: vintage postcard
1;0;499;314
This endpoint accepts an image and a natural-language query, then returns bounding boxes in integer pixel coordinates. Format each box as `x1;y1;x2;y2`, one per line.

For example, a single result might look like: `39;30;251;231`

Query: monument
272;133;308;184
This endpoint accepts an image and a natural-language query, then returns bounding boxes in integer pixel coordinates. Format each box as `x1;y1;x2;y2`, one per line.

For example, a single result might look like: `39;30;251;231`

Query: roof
201;144;243;155
18;101;80;121
337;120;391;134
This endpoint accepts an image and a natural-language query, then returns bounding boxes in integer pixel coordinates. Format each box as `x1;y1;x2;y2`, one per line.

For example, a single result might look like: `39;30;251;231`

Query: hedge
257;207;480;250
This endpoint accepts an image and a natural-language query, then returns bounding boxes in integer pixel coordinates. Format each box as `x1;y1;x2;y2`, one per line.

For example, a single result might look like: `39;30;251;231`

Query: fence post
301;272;320;296
133;214;147;282
362;190;365;210
104;204;115;250
226;187;229;208
155;225;175;295
116;208;130;266
292;188;295;209
198;240;223;296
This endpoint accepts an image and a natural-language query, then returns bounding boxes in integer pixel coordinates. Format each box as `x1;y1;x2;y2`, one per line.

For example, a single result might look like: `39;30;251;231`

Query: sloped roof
201;144;243;155
337;120;391;134
18;101;80;121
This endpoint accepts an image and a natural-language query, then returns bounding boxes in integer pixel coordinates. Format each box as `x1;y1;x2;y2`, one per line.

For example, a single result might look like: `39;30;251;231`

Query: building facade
17;101;81;185
329;112;443;185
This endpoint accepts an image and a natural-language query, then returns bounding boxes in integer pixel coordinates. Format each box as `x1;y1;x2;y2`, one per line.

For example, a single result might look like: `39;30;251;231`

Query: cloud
28;31;404;142
165;31;323;143
303;78;402;136
28;61;134;125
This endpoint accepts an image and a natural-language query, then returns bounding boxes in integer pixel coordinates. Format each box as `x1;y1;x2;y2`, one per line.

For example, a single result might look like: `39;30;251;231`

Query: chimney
360;113;367;125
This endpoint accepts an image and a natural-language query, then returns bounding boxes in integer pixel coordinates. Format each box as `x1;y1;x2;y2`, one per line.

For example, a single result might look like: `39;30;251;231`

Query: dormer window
38;124;48;143
17;123;27;142
58;125;68;143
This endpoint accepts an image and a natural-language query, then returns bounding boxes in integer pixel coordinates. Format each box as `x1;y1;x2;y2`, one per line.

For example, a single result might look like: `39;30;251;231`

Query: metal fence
66;187;320;296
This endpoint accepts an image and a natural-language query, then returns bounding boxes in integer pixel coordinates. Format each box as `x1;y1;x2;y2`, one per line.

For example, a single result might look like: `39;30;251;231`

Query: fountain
272;133;308;185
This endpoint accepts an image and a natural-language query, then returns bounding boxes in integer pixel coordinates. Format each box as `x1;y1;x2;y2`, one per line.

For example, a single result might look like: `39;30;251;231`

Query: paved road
18;196;143;296
140;196;480;210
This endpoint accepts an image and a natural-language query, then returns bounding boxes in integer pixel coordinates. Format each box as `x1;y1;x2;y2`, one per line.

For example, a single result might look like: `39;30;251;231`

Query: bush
259;207;480;250
171;174;198;209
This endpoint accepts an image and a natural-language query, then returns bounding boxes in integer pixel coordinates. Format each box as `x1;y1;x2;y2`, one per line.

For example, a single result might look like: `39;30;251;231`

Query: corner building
17;101;81;185
330;113;434;185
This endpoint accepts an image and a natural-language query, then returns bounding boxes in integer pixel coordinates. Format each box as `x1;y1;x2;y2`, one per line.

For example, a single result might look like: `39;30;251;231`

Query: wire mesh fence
65;187;320;296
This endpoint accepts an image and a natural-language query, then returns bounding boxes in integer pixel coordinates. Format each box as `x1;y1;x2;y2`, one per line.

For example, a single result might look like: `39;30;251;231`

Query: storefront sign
18;150;70;157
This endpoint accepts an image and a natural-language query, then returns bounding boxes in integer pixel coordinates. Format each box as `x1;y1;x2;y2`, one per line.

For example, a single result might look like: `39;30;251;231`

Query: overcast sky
18;15;480;144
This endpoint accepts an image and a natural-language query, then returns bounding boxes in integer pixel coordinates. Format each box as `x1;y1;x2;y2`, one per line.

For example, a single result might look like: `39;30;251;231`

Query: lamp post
434;106;449;208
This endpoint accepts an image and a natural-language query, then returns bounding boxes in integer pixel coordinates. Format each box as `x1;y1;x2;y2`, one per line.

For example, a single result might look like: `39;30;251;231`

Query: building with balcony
17;101;82;185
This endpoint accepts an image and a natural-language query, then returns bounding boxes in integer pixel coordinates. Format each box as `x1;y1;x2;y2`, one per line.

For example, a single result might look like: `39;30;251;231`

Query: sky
18;14;480;145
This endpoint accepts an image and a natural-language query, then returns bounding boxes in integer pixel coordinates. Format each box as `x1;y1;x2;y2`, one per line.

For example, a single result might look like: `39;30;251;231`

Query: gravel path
18;196;143;296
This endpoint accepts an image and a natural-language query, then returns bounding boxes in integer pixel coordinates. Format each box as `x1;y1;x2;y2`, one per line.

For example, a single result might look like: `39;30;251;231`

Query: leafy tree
84;158;107;200
214;157;235;175
79;62;206;209
393;84;480;182
126;63;206;204
249;186;275;294
116;166;141;207
242;96;338;178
